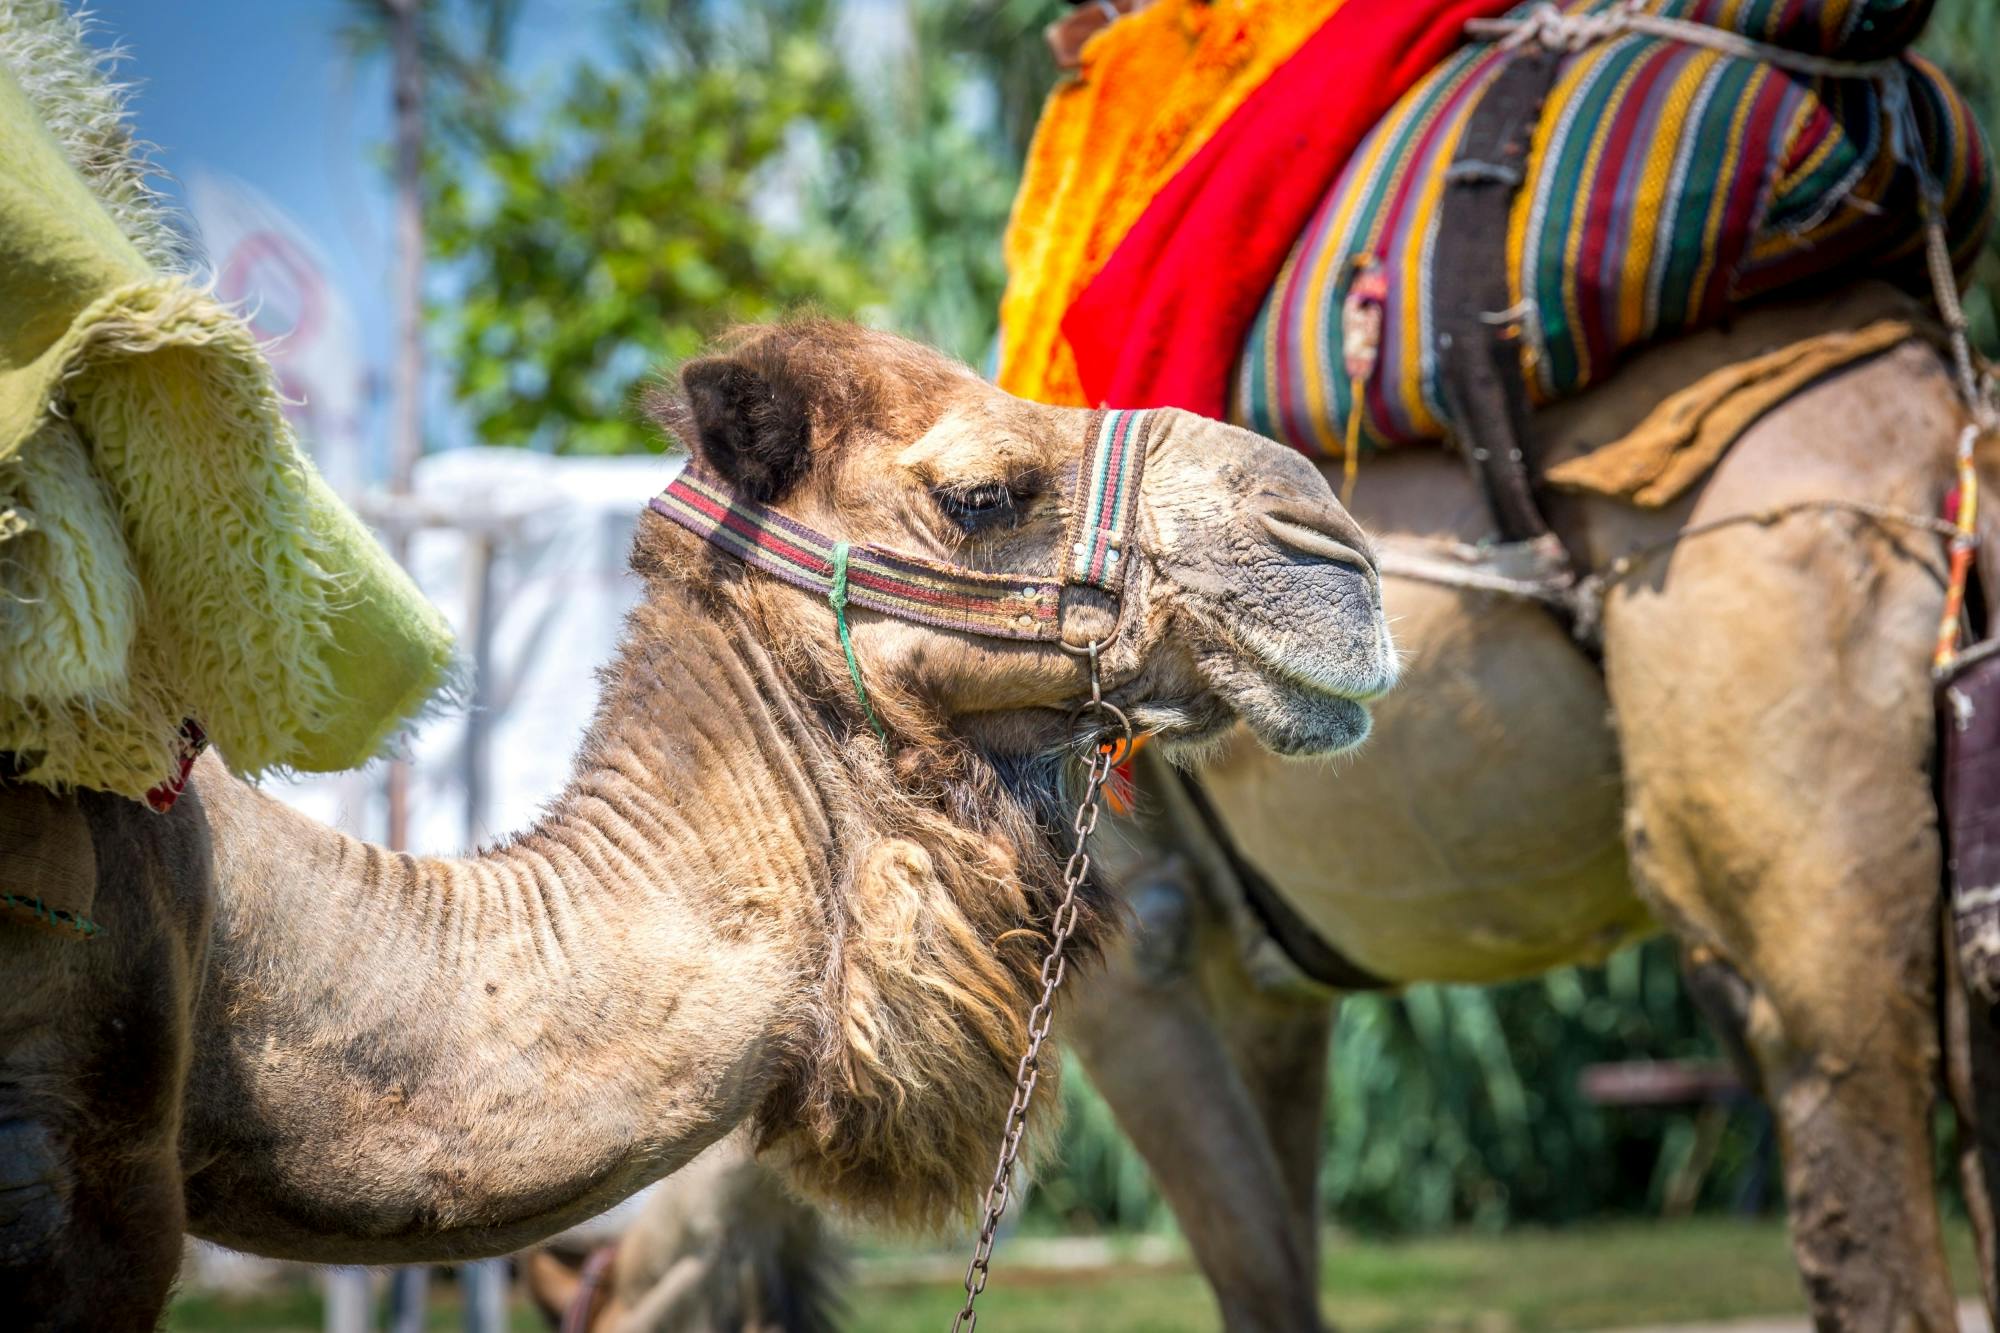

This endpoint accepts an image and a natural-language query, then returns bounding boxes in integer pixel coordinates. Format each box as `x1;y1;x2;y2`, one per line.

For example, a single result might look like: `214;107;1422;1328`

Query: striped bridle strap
649;408;1156;645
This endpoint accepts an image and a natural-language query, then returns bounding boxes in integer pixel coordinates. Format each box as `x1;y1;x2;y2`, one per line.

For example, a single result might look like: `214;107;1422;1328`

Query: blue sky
84;0;610;474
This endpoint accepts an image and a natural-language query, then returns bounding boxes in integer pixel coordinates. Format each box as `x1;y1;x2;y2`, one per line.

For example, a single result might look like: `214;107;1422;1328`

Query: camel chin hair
754;726;1089;1231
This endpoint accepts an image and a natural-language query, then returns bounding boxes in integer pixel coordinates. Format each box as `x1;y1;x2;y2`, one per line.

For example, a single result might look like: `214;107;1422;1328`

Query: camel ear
661;355;814;503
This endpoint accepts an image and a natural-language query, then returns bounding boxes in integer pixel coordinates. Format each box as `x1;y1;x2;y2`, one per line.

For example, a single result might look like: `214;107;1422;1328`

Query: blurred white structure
187;171;373;495
276;446;679;850
228;446;680;1331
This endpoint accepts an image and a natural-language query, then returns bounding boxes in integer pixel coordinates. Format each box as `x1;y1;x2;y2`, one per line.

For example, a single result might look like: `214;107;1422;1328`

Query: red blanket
1062;0;1518;416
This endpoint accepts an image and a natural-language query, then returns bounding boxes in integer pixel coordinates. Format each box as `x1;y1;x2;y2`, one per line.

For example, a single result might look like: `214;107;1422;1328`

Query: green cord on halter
829;542;889;743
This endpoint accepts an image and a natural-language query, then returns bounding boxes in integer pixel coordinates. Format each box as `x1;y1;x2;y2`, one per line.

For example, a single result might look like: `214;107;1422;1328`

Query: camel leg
1067;858;1329;1333
1216;993;1336;1258
1600;357;1964;1329
1612;623;1956;1326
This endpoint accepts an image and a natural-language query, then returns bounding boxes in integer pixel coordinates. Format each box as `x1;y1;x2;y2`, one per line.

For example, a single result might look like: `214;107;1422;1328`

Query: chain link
950;644;1128;1332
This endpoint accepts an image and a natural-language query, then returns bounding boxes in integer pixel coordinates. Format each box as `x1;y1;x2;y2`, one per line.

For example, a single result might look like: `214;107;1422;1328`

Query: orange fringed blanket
1000;0;1344;407
999;0;1516;414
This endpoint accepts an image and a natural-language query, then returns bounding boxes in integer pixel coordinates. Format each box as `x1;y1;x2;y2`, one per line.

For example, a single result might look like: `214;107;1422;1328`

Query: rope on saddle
0;894;100;939
1466;2;1904;78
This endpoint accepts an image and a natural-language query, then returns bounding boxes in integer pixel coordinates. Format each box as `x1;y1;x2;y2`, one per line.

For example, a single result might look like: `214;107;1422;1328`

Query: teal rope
829;542;889;743
1;893;100;938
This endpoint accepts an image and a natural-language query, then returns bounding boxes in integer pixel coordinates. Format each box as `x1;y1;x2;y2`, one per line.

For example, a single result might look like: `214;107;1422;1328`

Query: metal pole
387;1267;430;1333
383;0;427;854
324;1267;372;1333
461;1259;510;1332
462;532;497;847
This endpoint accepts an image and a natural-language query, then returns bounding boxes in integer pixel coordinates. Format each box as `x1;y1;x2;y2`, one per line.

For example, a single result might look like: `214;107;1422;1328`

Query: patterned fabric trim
1067;408;1152;590
652;468;1066;642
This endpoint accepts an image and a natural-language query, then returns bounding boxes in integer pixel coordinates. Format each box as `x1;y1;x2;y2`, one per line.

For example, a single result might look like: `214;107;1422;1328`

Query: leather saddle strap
559;1243;620;1333
1433;46;1564;544
1172;769;1392;993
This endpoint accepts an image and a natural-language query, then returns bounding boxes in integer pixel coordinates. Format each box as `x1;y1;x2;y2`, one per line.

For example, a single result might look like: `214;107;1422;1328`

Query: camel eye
933;482;1018;534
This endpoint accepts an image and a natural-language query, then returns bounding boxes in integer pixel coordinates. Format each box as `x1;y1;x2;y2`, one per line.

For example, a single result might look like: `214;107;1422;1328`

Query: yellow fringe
999;0;1348;406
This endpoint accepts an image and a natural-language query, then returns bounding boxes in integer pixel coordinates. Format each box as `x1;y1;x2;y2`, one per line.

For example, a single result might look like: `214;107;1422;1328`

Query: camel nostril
1259;512;1378;578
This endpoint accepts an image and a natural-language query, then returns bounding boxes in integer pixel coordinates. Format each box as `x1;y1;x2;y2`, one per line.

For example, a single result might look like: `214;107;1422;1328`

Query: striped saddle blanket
1230;0;1992;458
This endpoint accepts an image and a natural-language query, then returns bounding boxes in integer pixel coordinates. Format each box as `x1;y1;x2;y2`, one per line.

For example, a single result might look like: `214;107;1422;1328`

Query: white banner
186;169;370;492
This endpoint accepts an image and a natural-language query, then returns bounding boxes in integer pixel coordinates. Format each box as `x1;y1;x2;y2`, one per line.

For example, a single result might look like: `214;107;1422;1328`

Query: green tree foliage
1920;0;2000;353
422;1;881;453
416;0;1052;454
1027;938;1768;1235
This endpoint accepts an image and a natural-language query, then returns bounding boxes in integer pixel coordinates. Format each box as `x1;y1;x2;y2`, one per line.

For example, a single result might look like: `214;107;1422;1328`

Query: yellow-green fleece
0;1;453;798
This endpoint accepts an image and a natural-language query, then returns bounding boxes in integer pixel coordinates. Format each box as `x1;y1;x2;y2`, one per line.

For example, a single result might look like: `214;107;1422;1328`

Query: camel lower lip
1243;640;1395;706
1245;691;1372;757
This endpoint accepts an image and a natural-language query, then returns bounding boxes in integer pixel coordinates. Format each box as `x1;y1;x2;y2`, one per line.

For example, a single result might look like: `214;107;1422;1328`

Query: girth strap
649;408;1156;644
1170;768;1392;993
1431;44;1599;655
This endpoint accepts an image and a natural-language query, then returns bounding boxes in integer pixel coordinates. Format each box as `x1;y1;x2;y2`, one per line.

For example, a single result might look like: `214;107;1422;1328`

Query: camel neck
179;592;842;1264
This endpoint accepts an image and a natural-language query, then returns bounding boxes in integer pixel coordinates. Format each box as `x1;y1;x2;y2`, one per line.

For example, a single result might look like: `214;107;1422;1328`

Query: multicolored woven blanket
1000;0;1993;463
1234;0;1991;456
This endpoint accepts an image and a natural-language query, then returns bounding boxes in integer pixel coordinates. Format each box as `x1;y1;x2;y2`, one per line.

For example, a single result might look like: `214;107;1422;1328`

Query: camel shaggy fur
0;318;1393;1331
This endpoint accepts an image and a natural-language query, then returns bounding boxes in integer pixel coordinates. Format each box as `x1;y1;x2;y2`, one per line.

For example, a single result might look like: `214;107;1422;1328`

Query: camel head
643;320;1394;763
629;321;1391;1227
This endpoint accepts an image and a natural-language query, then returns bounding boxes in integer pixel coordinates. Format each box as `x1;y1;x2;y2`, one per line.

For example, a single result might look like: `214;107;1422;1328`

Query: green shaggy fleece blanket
0;1;453;798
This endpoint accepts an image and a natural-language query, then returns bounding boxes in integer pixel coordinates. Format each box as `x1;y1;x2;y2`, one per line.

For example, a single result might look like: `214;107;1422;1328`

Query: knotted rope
828;541;889;743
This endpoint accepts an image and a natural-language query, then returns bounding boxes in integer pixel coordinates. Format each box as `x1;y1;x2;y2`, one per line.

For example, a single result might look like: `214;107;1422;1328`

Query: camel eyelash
933;481;1024;534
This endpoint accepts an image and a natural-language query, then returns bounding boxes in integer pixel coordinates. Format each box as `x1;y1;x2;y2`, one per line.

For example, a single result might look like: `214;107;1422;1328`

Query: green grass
849;1218;1982;1333
168;1218;1982;1332
168;1283;545;1333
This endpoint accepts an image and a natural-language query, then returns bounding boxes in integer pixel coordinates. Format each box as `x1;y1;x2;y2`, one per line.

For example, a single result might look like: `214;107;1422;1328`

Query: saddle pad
1545;316;1922;505
1232;0;1991;458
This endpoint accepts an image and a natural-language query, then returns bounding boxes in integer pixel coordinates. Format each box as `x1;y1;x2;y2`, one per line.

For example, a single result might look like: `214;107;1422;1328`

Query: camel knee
1711;959;1958;1331
0;1119;70;1266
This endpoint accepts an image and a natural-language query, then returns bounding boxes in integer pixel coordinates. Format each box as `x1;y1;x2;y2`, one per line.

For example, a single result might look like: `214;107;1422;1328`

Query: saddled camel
0;320;1395;1330
548;288;2000;1333
520;1133;842;1333
1065;290;2000;1333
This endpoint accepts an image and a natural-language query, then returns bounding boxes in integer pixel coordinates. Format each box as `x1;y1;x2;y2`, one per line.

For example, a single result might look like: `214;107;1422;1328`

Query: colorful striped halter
649;408;1156;648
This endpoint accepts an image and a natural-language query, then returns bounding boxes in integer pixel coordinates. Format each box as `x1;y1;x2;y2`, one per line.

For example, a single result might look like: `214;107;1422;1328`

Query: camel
571;288;2000;1333
521;1133;842;1333
0;318;1394;1331
1058;292;2000;1333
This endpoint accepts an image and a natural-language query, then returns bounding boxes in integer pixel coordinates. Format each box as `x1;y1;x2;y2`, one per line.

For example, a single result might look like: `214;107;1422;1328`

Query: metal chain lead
951;642;1129;1333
